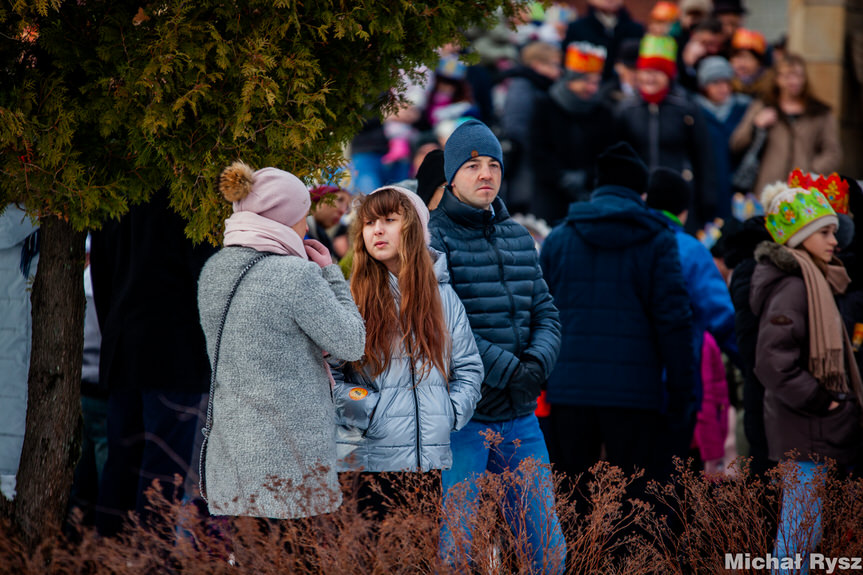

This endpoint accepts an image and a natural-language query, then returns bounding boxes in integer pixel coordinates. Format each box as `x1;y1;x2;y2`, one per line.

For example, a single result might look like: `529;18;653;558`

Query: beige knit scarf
787;247;853;393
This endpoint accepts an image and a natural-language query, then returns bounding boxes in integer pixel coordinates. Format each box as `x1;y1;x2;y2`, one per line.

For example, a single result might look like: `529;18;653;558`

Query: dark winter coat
750;242;863;464
539;186;695;416
562;7;645;82
90;188;217;393
429;189;561;423
614;85;717;231
530;87;613;225
695;93;751;220
500;66;556;213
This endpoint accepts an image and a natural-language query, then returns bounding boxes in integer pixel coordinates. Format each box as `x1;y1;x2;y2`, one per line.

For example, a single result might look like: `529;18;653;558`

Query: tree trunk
12;217;86;549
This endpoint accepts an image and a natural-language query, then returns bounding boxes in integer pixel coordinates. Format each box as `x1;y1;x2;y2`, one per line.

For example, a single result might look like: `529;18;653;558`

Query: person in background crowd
531;42;613;224
729;28;771;98
307;184;353;262
562;0;645;82
431;119;565;575
647;1;680;37
679;17;726;91
600;37;641;105
646;167;738;477
90;188;217;536
0;205;38;502
197;162;365;519
750;181;862;573
67;235;107;528
415;149;448;211
615;35;717;232
425;53;478;129
540;143;694;516
712;0;747;48
730;53;842;200
332;186;482;522
695;332;734;474
500;40;562;215
695;56;752;219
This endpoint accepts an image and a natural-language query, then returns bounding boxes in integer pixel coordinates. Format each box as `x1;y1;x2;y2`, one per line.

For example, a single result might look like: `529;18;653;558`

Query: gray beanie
697;56;734;88
443;119;504;184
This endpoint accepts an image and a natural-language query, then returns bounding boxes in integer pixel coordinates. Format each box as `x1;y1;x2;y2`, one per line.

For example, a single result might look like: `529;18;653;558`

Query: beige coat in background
730;99;842;198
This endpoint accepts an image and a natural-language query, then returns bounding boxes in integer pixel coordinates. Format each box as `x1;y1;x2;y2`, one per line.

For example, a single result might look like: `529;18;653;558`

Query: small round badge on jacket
349;388;369;400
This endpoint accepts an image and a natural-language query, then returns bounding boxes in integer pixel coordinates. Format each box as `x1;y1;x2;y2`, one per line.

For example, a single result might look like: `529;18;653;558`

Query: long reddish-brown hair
350;188;450;380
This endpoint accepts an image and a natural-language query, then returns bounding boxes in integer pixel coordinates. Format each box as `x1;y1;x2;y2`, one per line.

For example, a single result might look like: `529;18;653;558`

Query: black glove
508;357;545;407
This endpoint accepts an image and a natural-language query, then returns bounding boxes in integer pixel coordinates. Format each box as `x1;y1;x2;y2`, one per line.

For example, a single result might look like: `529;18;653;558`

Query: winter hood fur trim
754;240;799;273
219;161;254;203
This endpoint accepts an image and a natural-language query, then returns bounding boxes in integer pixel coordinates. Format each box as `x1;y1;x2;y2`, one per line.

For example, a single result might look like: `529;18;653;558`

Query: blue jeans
441;414;566;574
774;461;822;575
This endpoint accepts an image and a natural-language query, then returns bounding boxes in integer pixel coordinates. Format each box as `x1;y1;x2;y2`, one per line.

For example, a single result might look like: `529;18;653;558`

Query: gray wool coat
198;247;365;519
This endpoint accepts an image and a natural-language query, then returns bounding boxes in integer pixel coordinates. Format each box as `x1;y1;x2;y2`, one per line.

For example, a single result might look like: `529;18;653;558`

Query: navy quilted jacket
429;189;561;422
539;186;695;413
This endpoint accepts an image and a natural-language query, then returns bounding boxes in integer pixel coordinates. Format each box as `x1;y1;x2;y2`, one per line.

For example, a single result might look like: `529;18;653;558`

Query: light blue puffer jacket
0;206;38;479
333;250;484;472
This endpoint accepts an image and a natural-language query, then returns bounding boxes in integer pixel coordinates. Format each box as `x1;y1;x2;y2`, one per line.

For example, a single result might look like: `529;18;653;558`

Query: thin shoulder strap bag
199;252;274;503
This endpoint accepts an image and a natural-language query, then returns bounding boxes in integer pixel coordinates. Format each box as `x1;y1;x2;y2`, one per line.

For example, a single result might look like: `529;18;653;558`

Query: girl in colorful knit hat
332;186;482;523
749;181;862;573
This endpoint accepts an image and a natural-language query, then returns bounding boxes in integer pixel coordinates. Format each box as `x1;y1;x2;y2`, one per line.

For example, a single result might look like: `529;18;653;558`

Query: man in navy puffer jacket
540;143;695;492
431;119;565;574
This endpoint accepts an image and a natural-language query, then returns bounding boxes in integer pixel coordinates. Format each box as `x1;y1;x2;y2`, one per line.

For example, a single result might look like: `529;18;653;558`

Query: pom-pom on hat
697;56;734;87
443;119;504;185
650;1;681;22
565;42;607;75
595;142;649;195
637;35;678;79
731;28;766;56
219;161;311;227
647;167;692;216
762;181;838;247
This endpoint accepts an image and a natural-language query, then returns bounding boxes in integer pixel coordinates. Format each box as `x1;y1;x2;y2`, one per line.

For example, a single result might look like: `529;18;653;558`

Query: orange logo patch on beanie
349;388;368;400
470;150;479;158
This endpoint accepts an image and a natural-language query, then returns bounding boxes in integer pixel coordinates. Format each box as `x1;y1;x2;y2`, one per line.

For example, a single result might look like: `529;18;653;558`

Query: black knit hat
416;149;446;207
595;142;649;194
646;167;692;216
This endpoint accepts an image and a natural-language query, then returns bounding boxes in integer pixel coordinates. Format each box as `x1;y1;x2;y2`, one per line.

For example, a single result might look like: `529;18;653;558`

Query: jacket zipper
488;227;522;357
407;340;422;471
648;103;659;169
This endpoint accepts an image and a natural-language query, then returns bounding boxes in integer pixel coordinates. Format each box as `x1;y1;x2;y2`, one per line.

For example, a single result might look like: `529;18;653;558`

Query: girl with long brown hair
332;185;483;519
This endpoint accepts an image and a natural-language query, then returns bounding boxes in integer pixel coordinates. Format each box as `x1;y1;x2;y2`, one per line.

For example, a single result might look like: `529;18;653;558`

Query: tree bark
11;217;86;549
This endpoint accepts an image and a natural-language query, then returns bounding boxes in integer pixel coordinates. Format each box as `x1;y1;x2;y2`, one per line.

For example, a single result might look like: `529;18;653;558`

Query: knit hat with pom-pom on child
761;181;838;247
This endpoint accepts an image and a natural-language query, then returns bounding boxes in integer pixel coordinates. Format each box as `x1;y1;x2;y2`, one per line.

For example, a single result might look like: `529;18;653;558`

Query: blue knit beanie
443;119;504;184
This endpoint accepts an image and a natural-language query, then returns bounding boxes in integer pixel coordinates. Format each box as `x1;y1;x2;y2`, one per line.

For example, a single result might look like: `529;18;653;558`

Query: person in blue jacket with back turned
645;167;740;476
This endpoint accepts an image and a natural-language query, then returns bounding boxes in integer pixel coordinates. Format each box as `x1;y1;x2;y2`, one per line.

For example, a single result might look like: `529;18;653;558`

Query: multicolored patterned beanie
762;181;838;247
637;35;678;79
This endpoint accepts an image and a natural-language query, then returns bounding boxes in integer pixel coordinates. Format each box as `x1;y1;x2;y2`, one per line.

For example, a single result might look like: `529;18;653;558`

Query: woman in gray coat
197;162;366;519
333;186;483;518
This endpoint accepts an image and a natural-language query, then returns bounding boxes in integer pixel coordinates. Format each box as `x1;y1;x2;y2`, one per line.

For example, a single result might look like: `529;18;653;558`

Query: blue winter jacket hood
565;185;672;248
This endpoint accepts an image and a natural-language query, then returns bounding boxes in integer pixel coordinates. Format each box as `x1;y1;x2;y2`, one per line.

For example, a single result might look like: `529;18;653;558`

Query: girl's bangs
359;188;405;220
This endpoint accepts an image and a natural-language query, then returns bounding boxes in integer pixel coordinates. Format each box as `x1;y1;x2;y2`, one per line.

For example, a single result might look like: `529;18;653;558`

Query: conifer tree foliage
0;0;527;547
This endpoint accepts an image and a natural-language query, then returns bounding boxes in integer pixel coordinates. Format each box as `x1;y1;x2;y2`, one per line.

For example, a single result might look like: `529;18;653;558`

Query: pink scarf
224;211;339;389
223;211;307;259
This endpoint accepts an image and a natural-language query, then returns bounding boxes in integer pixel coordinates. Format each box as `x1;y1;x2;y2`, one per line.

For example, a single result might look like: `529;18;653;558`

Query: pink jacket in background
693;332;730;463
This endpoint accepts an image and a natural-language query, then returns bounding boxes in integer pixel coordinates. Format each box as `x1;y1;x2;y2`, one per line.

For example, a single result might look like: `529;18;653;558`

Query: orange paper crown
787;169;850;214
732;29;767;56
650;1;680;23
565;42;607;74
